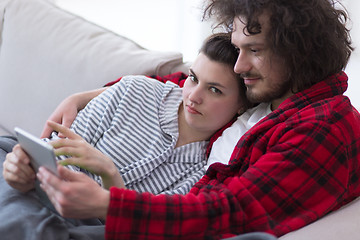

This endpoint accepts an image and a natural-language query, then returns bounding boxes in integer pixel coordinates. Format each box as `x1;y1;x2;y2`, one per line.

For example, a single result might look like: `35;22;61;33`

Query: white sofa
0;0;359;239
0;0;188;136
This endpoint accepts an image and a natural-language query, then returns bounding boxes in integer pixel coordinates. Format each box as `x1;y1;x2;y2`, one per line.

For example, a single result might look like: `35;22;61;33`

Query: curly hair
203;0;354;92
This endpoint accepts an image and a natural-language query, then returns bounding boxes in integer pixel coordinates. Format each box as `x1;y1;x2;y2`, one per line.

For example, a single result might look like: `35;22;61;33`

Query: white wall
55;0;360;110
55;0;212;62
343;1;360;110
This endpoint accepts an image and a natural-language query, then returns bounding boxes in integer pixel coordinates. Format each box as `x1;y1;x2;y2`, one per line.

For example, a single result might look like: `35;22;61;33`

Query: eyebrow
189;68;198;81
232;41;266;48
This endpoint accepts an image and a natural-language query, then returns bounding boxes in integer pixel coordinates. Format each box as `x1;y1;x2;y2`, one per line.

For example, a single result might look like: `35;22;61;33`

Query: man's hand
2;144;36;193
37;165;110;219
40;88;108;138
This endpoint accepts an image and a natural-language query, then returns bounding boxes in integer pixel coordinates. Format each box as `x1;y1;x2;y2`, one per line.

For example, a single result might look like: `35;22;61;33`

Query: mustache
240;72;262;79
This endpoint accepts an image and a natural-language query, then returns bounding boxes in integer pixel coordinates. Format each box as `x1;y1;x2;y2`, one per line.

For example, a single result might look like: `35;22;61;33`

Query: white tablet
14;127;58;176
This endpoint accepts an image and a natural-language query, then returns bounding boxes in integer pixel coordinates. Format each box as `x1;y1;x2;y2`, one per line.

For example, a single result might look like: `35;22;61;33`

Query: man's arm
36;117;354;239
104;111;357;239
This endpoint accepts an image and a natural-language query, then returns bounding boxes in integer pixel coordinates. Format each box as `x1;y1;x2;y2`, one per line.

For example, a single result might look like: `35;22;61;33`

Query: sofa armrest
280;197;360;240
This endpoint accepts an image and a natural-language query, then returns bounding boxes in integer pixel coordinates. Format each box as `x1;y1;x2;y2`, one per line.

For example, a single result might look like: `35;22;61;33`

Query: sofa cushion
280;196;360;239
0;0;186;136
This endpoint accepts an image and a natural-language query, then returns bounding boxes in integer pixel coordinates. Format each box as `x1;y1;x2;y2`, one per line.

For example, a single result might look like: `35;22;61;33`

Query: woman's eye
210;87;222;94
188;74;197;83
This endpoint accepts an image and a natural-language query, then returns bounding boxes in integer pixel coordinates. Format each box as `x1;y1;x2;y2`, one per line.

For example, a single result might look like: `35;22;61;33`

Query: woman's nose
188;87;203;104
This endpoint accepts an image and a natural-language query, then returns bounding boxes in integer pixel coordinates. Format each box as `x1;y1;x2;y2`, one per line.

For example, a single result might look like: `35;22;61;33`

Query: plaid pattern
106;71;360;239
104;72;188;88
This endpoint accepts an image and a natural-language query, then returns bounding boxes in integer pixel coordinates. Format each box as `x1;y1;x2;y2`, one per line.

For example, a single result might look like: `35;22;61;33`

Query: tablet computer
14;127;58;176
14;127;58;212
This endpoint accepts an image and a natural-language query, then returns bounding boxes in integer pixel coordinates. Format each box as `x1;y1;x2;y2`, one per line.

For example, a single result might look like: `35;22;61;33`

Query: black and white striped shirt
55;76;207;195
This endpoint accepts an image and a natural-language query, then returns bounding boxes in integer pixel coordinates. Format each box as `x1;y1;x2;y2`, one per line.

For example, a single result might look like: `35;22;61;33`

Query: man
26;0;360;239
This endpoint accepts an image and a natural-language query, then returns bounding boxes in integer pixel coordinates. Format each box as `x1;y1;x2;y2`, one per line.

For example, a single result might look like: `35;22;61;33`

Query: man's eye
250;48;259;53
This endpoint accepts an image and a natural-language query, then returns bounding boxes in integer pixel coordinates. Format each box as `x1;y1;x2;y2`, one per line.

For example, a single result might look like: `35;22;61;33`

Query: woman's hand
2;144;36;193
41;87;108;138
47;120;125;189
37;165;110;219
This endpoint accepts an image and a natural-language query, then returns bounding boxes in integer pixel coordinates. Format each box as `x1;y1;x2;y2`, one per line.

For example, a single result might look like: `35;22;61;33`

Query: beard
245;78;292;104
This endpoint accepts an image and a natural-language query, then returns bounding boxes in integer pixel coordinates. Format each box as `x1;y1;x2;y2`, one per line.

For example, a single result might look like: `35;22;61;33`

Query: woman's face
182;52;245;136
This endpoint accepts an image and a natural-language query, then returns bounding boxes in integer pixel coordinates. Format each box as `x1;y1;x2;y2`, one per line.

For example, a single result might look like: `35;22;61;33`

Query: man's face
231;14;293;109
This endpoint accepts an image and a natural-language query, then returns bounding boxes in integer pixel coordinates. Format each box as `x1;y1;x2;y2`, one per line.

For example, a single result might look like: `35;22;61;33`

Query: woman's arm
47;121;126;189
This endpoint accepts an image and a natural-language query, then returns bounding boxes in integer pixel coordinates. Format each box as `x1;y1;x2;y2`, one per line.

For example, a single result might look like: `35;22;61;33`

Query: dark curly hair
203;0;354;92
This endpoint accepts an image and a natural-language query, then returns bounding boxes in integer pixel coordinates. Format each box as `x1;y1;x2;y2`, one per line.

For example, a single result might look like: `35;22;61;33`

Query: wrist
101;165;125;189
73;87;108;110
97;188;110;220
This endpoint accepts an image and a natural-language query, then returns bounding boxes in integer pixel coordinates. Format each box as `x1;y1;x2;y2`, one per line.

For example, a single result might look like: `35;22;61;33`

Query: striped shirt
54;76;207;195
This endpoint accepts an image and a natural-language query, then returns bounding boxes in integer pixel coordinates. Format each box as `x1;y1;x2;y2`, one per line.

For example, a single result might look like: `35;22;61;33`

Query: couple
2;0;360;239
1;32;265;239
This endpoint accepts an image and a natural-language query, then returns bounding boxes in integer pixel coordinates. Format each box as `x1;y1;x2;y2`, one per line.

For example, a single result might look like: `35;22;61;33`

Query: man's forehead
231;16;269;47
232;13;270;34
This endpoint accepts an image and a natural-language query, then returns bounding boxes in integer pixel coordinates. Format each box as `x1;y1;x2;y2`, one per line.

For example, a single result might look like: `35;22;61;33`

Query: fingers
40;115;62;138
3;146;36;192
4;145;36;181
61;116;76;130
37;166;64;212
50;138;86;158
58;165;85;181
12;144;31;164
53;144;83;158
37;166;86;195
58;115;77;138
46;120;81;140
3;158;35;184
38;165;109;219
58;157;83;168
40;127;53;139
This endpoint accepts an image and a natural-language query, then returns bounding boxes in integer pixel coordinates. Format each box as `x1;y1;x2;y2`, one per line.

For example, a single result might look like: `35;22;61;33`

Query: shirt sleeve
70;79;130;145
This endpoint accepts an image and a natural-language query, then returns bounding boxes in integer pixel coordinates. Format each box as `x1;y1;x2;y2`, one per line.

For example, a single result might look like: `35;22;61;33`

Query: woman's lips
186;105;201;115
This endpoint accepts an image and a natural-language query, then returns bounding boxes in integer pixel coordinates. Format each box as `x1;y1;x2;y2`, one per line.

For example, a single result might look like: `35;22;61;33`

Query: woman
3;33;251;197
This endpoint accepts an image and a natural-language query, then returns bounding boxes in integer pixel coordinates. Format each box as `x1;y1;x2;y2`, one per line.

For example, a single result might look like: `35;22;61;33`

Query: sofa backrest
0;0;188;136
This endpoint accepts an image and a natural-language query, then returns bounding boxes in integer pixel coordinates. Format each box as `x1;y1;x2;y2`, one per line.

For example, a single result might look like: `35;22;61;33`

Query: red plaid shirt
104;72;188;88
105;71;360;239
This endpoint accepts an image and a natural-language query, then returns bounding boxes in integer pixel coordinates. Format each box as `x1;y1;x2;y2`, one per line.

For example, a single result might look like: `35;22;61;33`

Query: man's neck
271;89;294;110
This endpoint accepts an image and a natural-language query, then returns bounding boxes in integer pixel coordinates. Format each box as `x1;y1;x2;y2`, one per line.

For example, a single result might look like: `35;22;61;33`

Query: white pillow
0;0;186;136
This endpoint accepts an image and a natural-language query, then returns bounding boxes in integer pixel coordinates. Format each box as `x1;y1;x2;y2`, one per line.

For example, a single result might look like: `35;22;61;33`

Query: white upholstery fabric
0;0;186;136
280;197;360;239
